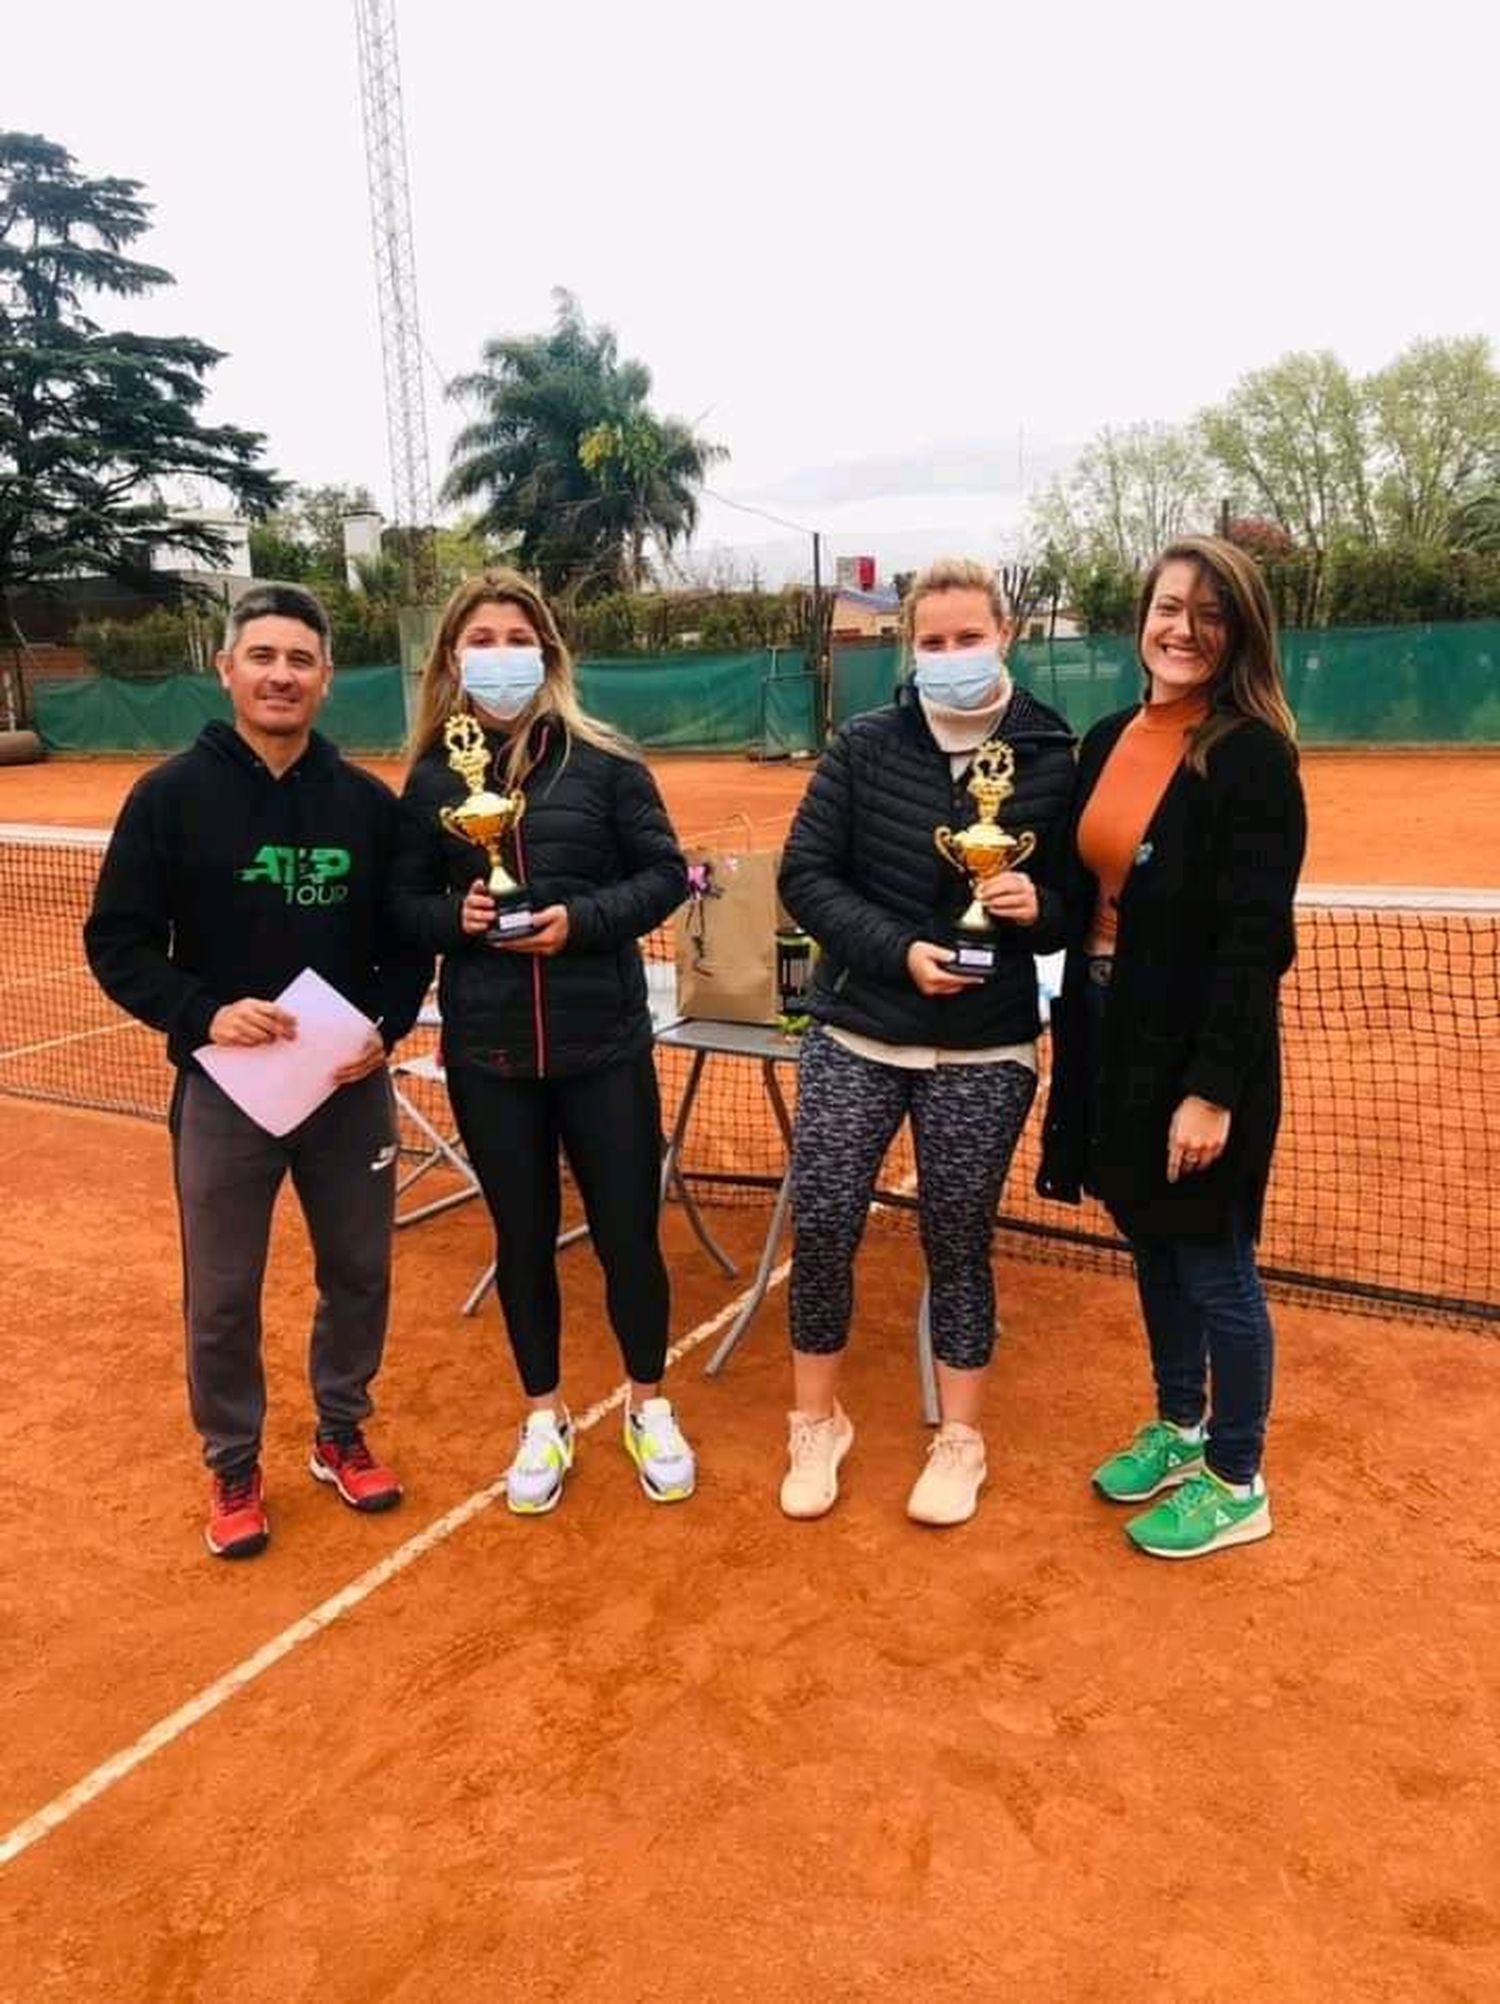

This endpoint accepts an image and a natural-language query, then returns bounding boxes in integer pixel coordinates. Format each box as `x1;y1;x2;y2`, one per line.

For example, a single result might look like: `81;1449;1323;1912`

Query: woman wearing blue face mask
776;558;1075;1527
392;570;693;1516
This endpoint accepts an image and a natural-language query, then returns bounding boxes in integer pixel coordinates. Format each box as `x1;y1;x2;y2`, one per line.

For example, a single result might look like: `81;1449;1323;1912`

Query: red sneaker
205;1466;269;1559
309;1430;403;1513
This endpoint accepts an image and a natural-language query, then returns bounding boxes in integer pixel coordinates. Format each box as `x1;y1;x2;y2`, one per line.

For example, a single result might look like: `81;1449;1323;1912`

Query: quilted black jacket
778;683;1076;1047
391;719;687;1078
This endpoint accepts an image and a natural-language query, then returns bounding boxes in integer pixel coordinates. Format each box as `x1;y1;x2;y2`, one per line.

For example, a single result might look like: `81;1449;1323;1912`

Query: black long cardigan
1037;708;1307;1241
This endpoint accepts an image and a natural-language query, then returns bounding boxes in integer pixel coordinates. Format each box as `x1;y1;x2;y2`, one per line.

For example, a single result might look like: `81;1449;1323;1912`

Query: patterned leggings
788;1028;1038;1371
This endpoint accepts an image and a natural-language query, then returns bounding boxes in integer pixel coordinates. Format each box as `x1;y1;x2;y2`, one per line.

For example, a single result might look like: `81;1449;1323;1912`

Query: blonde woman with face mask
391;570;694;1517
776;558;1075;1527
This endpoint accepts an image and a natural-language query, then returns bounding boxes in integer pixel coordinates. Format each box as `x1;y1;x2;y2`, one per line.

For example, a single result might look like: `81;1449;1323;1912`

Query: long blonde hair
1138;537;1297;775
407;568;639;790
897;556;1013;673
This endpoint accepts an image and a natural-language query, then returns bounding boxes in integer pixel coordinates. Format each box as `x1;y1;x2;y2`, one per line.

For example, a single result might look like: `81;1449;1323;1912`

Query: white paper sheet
194;968;379;1137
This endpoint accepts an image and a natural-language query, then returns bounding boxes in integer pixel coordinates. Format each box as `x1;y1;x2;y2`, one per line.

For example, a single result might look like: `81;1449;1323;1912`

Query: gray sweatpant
170;1068;398;1476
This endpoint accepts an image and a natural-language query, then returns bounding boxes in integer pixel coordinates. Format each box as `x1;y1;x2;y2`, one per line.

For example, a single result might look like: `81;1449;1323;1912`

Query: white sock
1210;1470;1261;1500
1167;1419;1205;1443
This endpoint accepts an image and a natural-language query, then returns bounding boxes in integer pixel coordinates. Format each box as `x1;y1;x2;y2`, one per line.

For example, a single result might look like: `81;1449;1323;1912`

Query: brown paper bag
674;825;782;1025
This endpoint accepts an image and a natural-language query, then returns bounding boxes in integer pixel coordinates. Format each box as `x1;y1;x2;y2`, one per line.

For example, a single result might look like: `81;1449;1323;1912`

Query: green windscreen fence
1283;624;1500;742
577;652;769;749
29;621;1500;753
1010;638;1140;736
760;651;819;757
1012;621;1500;743
34;665;407;755
831;645;900;728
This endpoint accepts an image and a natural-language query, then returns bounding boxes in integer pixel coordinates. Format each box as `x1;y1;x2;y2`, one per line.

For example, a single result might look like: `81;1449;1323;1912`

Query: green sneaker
1093;1420;1205;1502
1125;1470;1272;1559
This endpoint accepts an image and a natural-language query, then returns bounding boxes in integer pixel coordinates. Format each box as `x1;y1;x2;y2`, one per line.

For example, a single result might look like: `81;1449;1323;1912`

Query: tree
249;482;377;585
1199;351;1375;574
1222;516;1320;628
432;515;517;591
1066;558;1140;636
1031;421;1215;578
0;132;281;671
576;411;725;590
1450;492;1500;555
443;290;725;600
1367;337;1500;545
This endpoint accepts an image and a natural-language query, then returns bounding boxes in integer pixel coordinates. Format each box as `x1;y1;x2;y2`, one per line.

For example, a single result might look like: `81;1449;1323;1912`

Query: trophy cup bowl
439;715;538;944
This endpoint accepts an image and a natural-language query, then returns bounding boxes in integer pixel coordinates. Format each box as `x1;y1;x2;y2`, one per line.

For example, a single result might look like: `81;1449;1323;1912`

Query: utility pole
812;529;833;738
353;0;434;594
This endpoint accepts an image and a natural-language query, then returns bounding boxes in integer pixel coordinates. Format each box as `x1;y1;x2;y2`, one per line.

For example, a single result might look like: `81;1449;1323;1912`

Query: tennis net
3;822;1496;1329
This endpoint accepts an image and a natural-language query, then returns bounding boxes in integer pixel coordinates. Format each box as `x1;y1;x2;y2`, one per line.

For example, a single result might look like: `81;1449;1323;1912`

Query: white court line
0;1019;141;1065
0;962;93;992
0;1258;792;1871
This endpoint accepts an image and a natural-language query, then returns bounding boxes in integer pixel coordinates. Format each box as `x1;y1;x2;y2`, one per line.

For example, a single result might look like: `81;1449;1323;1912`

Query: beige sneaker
907;1421;987;1526
779;1404;854;1519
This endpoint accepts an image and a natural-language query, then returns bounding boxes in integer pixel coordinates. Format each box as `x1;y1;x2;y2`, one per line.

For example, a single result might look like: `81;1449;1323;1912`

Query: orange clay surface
1;750;1498;2000
3;747;1500;887
1;1100;1497;2001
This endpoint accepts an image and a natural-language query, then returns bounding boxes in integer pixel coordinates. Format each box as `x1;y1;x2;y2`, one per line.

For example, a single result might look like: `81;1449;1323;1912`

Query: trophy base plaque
946;934;997;979
485;892;541;946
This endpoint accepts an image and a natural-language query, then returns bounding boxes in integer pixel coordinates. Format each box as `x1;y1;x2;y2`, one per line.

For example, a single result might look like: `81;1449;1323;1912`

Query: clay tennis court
2;750;1497;2003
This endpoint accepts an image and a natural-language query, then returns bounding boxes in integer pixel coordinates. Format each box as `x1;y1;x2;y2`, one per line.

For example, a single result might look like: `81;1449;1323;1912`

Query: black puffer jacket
779;684;1075;1047
392;720;687;1079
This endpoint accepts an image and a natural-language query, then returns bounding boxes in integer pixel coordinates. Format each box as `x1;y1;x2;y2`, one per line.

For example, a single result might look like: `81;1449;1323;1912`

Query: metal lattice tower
353;0;433;531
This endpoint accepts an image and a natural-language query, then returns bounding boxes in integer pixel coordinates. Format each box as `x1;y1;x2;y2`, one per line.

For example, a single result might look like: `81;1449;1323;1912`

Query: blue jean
1081;959;1273;1483
1129;1220;1275;1485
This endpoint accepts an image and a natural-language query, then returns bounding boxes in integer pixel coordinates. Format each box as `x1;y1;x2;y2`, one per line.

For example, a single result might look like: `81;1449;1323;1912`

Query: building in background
9;509;257;679
831;579;900;640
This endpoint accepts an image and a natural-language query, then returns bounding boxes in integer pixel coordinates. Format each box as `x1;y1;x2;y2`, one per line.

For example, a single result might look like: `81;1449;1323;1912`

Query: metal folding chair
391;1050;482;1228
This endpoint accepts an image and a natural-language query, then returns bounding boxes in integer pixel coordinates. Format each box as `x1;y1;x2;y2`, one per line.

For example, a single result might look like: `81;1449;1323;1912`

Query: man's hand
333;1029;388;1086
209;999;297;1047
906;940;984;996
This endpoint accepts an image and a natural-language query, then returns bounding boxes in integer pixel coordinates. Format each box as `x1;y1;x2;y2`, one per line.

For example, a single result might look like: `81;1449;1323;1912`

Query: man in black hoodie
85;584;431;1560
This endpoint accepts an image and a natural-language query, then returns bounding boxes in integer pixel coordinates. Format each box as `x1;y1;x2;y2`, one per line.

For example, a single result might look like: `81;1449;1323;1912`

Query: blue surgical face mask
912;645;1005;711
459;645;546;719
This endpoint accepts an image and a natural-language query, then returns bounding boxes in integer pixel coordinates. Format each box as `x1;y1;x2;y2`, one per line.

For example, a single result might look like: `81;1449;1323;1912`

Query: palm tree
443;292;724;599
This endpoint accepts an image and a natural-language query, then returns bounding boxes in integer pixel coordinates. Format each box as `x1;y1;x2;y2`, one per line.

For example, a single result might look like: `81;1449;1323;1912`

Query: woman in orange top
1038;537;1306;1560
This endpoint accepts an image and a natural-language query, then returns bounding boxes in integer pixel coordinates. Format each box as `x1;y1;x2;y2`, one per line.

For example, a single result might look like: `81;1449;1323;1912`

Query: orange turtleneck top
1076;692;1209;949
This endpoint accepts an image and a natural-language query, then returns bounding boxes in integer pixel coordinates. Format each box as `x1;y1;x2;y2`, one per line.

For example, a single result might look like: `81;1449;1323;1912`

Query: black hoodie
84;722;432;1070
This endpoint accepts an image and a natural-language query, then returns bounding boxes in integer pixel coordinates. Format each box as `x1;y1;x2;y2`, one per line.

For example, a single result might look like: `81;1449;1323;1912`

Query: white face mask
459;645;546;719
913;645;1005;711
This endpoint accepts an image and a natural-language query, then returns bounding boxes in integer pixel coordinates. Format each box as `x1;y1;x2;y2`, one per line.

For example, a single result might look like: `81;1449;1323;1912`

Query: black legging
446;1051;669;1397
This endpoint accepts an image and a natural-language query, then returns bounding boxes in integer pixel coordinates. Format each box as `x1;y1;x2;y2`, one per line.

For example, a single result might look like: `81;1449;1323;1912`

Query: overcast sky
12;0;1500;582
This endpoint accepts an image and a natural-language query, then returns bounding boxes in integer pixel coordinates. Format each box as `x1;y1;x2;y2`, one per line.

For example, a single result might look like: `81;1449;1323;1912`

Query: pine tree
0;131;282;707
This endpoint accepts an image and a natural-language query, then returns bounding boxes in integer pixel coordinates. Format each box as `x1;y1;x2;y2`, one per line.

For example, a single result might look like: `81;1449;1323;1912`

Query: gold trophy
438;713;537;943
933;739;1036;978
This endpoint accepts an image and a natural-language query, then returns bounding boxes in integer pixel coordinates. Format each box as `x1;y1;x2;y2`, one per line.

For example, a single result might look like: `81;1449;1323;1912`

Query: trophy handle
1008;830;1036;871
934;826;963;873
438;805;465;843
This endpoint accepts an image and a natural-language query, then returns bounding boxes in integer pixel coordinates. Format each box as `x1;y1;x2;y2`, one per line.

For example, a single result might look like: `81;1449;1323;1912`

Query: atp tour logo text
237;845;352;907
